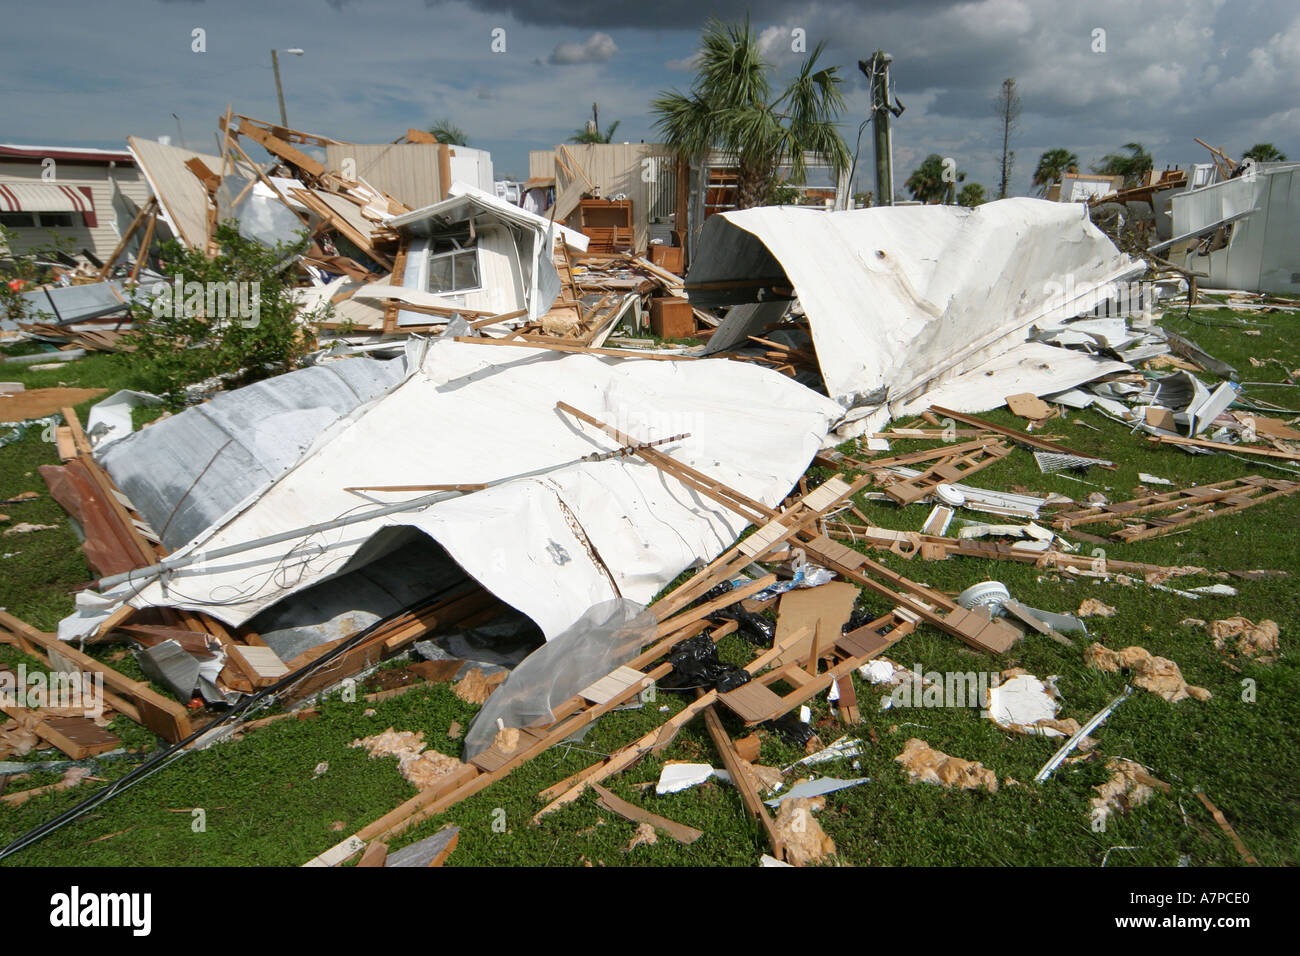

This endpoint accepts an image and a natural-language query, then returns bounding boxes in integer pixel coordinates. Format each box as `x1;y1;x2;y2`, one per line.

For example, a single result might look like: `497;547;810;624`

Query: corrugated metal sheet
99;355;409;550
324;143;442;210
529;150;556;180
127;137;255;249
113;340;842;640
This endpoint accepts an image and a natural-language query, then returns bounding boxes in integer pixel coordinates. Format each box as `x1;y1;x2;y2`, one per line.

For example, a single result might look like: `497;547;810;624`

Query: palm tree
905;154;957;204
570;120;621;144
1032;148;1079;195
1092;142;1152;189
427;120;468;146
1242;143;1287;163
958;183;987;207
651;17;850;209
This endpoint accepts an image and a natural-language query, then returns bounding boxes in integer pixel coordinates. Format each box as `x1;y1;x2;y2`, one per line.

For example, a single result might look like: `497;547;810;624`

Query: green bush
126;223;321;402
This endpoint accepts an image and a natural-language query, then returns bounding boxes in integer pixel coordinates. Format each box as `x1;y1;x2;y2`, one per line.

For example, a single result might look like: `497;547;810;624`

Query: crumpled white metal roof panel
115;339;841;640
690;197;1143;414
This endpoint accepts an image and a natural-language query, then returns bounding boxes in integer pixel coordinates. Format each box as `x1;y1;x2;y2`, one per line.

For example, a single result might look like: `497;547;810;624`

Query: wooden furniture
649;244;684;275
579;199;633;254
650;296;695;339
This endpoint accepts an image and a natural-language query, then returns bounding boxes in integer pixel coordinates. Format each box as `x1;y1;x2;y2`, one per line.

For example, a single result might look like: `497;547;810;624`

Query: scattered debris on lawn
1091;758;1165;828
1085;643;1212;702
1078;598;1117;618
1205;617;1281;661
895;738;999;792
985;670;1083;739
773;796;837;866
2;132;1295;870
1196;791;1259;866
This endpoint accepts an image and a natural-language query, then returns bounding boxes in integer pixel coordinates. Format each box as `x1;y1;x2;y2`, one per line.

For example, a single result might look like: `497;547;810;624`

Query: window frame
425;246;483;296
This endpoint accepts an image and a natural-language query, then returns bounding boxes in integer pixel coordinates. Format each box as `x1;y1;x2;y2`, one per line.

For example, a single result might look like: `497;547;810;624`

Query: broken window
426;247;481;294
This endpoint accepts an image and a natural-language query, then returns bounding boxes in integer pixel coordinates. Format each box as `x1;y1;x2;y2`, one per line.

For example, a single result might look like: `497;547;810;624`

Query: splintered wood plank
0;706;120;761
717;680;789;723
579;665;649;705
356;840;388;867
738;518;790;557
591;783;703;844
1052;475;1300;541
55;427;76;462
701;703;784;861
835;675;860;724
799;476;852;512
226;644;289;687
882;442;1011;505
469;728;549;773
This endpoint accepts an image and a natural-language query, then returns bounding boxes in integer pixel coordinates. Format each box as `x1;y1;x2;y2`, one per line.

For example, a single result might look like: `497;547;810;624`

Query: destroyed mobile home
0;115;1295;869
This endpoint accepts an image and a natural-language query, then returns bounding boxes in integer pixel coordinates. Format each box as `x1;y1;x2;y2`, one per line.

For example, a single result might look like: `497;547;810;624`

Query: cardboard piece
771;582;859;668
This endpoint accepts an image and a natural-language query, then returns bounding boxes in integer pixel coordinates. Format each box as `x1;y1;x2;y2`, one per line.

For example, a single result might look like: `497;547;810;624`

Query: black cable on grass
0;588;452;862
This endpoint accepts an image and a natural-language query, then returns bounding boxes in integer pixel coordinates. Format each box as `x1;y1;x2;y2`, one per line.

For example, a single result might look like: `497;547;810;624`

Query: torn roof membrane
690;197;1144;414
115;340;842;641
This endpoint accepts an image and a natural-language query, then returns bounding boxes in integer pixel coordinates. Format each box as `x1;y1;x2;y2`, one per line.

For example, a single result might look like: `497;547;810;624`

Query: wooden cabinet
579;199;633;254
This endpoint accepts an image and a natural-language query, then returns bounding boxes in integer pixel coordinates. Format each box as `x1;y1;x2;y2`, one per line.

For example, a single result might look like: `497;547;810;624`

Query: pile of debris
2;173;1291;868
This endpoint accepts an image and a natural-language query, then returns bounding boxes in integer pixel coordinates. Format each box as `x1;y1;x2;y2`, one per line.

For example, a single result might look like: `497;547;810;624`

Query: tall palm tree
569;119;621;144
651;17;850;209
958;183;987;207
1032;148;1079;195
905;154;961;204
1242;143;1287;163
427;120;468;146
1092;142;1152;189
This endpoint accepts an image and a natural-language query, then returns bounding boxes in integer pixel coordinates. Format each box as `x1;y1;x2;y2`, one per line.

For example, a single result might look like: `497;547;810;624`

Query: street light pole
270;48;304;128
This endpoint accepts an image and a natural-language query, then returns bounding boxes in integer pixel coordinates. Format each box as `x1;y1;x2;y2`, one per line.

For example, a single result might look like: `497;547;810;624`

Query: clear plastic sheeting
462;598;654;760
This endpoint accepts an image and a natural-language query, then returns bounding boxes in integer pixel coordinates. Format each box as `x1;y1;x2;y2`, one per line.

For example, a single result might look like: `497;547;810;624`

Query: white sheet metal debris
689;198;1142;422
85;340;841;641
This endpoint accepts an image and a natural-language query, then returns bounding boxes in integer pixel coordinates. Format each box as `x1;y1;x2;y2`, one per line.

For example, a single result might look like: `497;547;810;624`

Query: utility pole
271;48;304;128
859;51;898;206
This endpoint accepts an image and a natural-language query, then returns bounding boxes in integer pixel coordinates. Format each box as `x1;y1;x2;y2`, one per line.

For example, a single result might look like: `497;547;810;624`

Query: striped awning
0;182;96;226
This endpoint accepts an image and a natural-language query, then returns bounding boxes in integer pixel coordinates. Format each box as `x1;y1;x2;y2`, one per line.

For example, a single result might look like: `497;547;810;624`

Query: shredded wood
492;725;521;754
745;761;785;793
350;727;426;759
626;821;658;850
397;749;463;789
1090;758;1156;827
452;668;498;705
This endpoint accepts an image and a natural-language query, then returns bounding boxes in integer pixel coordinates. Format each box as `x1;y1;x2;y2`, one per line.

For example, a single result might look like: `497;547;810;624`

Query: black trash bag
701;581;736;603
772;714;819;749
845;596;888;634
659;632;752;693
710;605;776;647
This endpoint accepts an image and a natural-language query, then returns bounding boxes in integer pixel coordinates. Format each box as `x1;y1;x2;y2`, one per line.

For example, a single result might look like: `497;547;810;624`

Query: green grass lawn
1;304;1297;867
